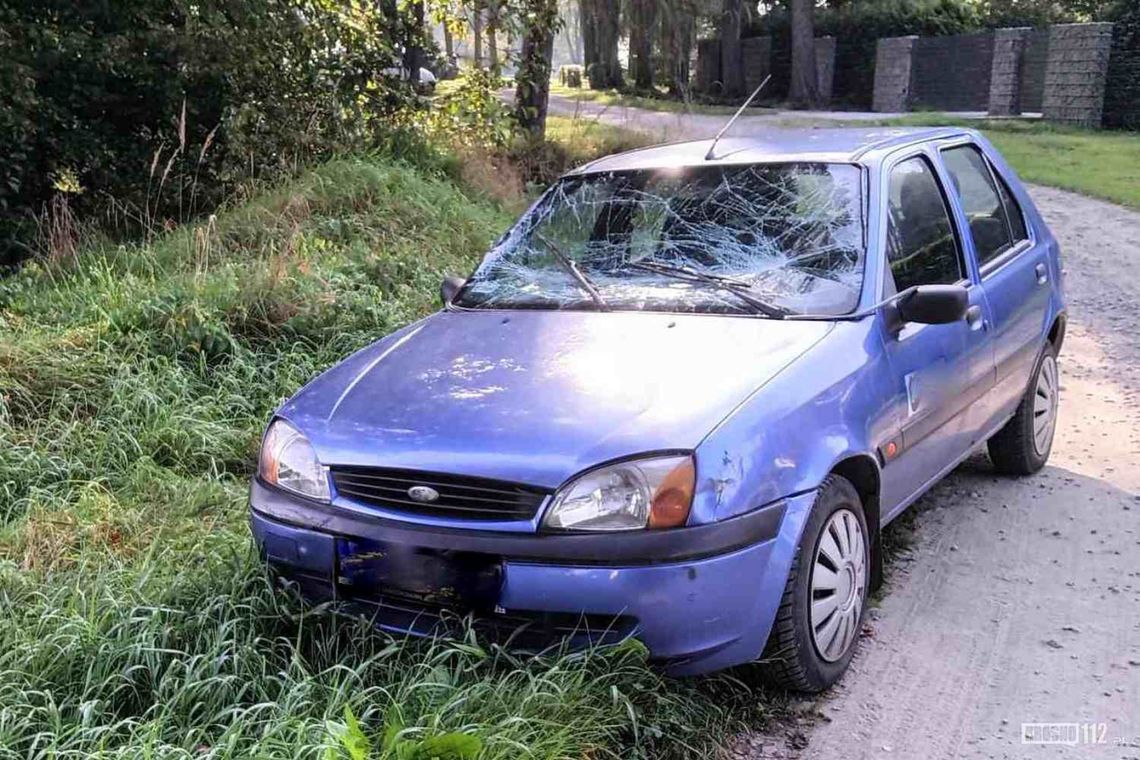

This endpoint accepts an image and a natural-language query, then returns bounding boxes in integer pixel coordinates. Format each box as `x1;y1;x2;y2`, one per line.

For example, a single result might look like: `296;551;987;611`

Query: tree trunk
719;0;743;98
663;0;694;97
581;0;622;89
443;21;454;64
472;1;484;69
403;1;426;80
628;0;656;90
514;0;559;138
486;0;500;77
789;0;820;107
580;0;598;81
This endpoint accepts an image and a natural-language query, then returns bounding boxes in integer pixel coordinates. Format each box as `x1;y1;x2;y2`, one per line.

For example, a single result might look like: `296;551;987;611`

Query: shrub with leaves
0;0;430;264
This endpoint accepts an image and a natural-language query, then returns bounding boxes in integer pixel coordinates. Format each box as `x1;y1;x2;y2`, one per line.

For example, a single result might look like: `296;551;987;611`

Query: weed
0;138;771;757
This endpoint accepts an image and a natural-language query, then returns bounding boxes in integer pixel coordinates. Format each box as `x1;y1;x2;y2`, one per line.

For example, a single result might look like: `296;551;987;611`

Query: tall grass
0;143;770;758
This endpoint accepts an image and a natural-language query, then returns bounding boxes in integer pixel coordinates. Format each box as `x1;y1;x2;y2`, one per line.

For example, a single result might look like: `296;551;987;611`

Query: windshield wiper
625;261;789;319
535;233;609;311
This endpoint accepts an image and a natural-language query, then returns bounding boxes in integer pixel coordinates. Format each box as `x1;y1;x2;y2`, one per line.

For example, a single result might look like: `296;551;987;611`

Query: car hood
280;310;832;489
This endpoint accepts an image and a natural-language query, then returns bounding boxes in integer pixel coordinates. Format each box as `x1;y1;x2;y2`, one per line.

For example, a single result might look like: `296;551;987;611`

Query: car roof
566;126;972;175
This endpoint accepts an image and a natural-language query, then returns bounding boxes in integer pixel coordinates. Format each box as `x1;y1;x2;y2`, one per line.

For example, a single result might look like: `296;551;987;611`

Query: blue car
250;127;1065;690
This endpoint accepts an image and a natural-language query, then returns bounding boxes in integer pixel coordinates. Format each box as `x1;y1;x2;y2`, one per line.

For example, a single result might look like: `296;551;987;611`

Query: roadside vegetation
548;82;745;115
0;115;785;757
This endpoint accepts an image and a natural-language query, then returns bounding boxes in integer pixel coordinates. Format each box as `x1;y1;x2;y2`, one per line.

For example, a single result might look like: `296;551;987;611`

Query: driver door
878;153;996;522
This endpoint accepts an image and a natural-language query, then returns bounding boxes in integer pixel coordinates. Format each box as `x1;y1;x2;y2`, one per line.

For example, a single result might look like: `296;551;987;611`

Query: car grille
344;591;637;652
329;466;549;521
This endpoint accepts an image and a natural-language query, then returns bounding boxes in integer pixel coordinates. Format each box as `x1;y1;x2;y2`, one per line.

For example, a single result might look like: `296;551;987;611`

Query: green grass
871;116;1140;209
0;142;777;757
548;83;748;115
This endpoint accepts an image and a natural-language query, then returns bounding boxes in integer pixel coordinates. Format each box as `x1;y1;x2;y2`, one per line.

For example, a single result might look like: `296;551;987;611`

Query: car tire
760;474;869;693
987;342;1058;476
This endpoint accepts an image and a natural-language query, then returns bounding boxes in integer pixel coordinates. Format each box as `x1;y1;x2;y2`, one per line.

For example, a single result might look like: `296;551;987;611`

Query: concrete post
988;27;1032;116
1041;22;1114;126
873;36;919;112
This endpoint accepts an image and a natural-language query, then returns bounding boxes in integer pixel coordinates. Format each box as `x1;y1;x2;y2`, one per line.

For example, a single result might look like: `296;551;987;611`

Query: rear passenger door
878;153;996;520
938;142;1048;420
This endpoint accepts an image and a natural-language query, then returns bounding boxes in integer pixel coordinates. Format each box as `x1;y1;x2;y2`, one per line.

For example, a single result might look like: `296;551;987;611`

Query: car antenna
705;74;771;161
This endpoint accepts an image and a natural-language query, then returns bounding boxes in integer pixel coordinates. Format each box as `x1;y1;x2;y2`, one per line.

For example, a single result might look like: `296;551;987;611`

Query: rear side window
993;170;1028;243
886;156;963;292
941;145;1017;266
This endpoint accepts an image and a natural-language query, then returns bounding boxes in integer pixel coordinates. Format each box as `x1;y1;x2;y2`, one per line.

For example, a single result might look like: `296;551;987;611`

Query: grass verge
874;116;1140;209
0;135;774;758
549;83;746;115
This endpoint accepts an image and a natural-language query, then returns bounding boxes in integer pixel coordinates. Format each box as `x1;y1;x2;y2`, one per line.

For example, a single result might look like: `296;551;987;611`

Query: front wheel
760;474;869;692
988;343;1059;475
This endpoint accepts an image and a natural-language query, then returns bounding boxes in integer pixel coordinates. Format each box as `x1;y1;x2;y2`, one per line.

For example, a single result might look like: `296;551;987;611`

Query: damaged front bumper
249;479;813;675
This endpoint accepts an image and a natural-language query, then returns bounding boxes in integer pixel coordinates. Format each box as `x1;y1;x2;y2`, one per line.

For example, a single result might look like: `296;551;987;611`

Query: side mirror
440;276;466;306
894;284;968;325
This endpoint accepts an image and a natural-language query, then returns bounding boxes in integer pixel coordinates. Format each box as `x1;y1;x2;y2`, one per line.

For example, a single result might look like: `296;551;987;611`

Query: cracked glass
456;162;866;317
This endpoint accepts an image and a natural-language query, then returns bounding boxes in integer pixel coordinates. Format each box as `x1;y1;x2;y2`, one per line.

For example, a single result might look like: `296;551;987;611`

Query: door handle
965;304;985;331
1035;263;1048;285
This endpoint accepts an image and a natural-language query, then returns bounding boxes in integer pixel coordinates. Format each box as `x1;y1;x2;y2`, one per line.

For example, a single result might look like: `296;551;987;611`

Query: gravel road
546;97;1140;758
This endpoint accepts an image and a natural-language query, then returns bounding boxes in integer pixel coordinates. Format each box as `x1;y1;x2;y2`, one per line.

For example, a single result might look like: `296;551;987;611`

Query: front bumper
249;479;816;675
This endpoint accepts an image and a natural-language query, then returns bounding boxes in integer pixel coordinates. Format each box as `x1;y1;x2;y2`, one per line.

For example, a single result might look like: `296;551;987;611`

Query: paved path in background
545;93;990;141
555;100;1140;759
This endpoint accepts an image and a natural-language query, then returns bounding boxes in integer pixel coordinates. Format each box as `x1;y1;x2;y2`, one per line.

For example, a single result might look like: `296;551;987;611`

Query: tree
404;1;427;79
719;0;744;97
486;0;501;77
628;0;657;90
662;0;696;97
580;0;622;89
514;0;560;137
472;0;484;68
788;0;820;106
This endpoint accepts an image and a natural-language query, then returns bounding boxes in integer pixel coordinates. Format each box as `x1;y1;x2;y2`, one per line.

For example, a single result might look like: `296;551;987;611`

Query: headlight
542;455;695;532
258;419;330;502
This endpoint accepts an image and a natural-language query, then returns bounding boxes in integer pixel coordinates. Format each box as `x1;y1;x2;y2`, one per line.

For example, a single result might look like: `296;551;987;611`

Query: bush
0;0;428;265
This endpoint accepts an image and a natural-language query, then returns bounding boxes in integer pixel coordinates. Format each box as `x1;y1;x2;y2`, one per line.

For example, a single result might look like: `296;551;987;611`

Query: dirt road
549;98;1140;758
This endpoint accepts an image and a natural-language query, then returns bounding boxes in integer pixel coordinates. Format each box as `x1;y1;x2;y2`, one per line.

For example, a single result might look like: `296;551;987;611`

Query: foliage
1103;0;1140;130
0;0;427;264
0;138;780;757
422;70;516;149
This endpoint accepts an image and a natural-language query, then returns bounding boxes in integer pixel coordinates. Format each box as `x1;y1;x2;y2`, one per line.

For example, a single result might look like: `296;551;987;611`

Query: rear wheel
761;475;868;692
988;343;1058;475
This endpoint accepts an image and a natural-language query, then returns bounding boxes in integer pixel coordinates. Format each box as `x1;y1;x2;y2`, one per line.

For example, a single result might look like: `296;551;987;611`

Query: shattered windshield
456;162;865;317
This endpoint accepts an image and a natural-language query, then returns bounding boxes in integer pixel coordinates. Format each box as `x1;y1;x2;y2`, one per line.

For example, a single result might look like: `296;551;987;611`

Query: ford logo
407;485;440;503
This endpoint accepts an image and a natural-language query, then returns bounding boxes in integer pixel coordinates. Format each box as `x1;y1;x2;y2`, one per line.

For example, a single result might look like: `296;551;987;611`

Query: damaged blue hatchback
251;127;1066;690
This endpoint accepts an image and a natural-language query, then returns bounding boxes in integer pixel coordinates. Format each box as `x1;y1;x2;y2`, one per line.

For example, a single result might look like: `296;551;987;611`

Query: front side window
456;163;866;317
886;156;963;292
941;144;1015;266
